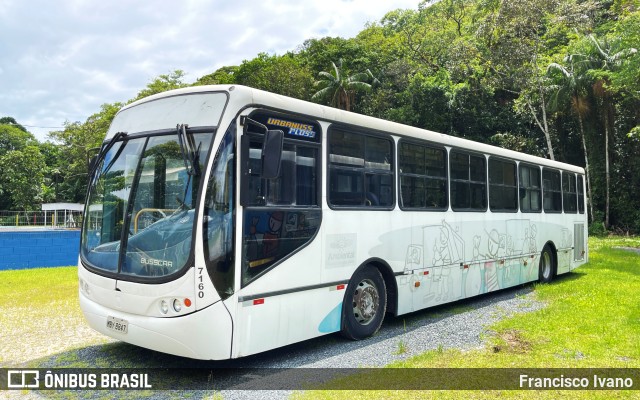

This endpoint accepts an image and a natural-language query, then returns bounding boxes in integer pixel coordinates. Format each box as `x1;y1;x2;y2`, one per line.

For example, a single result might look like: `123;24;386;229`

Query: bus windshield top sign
250;112;321;143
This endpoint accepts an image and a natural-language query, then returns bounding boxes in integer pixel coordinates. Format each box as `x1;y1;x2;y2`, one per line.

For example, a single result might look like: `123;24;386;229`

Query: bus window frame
562;171;578;214
449;148;488;213
518;162;543;214
397;137;448;212
488;156;519;213
542;167;563;214
577;174;585;214
327;125;396;211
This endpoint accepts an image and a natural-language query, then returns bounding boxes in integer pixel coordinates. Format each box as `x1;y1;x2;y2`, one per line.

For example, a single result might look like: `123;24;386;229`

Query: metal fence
0;210;83;228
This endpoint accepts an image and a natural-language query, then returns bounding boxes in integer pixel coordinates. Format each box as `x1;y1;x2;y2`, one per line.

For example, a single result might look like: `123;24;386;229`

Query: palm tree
548;56;594;222
585;34;637;229
312;59;379;112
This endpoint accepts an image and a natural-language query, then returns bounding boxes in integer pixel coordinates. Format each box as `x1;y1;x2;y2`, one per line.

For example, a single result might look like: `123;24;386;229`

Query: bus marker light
253;299;264;305
414;281;420;288
463;265;469;269
423;271;429;275
336;284;345;290
160;300;169;314
173;299;182;313
184;298;192;307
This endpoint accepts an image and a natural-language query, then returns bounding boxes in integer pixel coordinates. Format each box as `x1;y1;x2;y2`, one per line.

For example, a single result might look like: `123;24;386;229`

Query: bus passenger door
234;111;324;356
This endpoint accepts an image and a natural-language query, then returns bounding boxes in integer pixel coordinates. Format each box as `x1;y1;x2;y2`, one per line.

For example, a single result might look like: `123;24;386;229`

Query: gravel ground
2;284;545;400
220;285;544;400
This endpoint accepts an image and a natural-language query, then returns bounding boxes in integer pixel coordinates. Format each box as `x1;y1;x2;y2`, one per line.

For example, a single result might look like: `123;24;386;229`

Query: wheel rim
541;251;552;280
352;278;379;325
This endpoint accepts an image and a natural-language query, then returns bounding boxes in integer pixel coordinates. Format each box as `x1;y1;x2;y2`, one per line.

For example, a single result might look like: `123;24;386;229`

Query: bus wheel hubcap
542;252;551;279
353;279;379;325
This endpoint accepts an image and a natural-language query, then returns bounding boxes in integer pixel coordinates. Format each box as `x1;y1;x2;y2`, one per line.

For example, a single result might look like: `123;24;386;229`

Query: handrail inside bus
134;208;177;233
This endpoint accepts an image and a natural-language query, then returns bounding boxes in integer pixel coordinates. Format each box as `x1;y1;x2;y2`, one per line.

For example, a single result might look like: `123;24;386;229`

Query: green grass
295;237;640;399
0;266;78;308
0;266;86;367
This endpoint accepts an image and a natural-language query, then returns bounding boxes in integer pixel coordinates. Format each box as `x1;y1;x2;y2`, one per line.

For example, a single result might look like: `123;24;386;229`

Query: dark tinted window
399;141;447;209
519;164;542;212
563;172;577;213
450;151;486;211
577;175;585;214
489;158;517;212
543;168;562;212
246;141;318;206
329;129;394;208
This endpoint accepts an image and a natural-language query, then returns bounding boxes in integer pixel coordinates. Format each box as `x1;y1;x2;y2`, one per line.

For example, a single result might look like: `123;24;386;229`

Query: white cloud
0;0;418;141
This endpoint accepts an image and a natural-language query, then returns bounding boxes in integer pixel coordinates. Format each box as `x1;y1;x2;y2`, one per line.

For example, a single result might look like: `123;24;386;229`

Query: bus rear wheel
341;266;387;340
538;245;555;283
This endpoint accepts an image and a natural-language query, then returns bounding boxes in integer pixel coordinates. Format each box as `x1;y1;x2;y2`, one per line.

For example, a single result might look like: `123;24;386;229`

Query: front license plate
106;316;128;334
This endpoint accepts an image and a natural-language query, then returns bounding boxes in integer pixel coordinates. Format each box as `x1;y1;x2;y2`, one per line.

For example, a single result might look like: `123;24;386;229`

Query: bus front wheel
341;266;387;340
538;245;555;283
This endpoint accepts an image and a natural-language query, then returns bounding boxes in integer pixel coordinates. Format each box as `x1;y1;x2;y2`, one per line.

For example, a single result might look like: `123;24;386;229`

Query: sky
0;0;419;142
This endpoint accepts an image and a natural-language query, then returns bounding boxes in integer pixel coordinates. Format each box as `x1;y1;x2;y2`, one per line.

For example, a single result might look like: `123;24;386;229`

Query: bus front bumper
79;292;233;360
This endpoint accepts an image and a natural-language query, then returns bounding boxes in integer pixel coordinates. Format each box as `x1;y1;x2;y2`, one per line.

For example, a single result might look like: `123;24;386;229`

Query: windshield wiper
91;131;128;177
176;124;200;176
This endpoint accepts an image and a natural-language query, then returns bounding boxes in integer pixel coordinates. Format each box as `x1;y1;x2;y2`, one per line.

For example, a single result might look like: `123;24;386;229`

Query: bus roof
112;85;585;174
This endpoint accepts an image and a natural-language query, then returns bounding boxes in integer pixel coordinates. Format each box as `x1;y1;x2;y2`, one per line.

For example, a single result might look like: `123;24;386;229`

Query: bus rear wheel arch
341;265;387;340
538;244;556;283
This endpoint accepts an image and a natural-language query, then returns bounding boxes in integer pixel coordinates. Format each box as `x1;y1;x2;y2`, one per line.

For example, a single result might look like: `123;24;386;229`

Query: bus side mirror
88;155;98;173
261;130;284;179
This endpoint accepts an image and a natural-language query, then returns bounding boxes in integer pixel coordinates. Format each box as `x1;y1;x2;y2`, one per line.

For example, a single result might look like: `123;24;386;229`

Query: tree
38;141;64;203
0;122;37;156
194;66;238;86
48;103;121;203
232;53;313;99
0;146;46;211
476;0;567;160
0;117;27;132
312;59;378;111
585;34;637;229
130;70;189;103
548;56;595;221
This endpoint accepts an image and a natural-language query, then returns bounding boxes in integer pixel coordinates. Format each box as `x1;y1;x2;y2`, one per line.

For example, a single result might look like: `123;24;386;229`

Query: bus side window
519;164;542;213
542;168;562;213
399;140;447;210
562;172;577;214
329;129;394;208
450;150;486;211
247;141;265;205
489;158;517;212
577;175;585;214
246;140;318;207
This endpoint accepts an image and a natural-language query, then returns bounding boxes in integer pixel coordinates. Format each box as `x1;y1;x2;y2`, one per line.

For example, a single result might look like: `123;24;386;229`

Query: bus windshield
81;131;213;279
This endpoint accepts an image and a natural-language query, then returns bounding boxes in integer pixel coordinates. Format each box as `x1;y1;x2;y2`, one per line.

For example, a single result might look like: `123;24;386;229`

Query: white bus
79;85;588;360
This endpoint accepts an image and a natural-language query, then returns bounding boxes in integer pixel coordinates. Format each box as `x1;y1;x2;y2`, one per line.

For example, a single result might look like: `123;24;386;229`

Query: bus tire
538;245;555;283
341;266;387;340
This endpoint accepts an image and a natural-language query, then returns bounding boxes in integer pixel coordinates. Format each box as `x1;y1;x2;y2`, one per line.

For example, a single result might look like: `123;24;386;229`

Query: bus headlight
173;299;182;312
160;300;169;314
